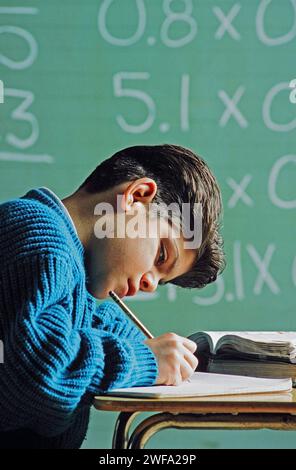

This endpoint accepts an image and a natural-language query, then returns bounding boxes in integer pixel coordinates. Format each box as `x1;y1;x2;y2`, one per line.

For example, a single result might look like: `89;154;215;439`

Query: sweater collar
40;187;78;235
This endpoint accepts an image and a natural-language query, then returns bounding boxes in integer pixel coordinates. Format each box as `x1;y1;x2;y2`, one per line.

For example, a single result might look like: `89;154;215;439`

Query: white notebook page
105;372;292;398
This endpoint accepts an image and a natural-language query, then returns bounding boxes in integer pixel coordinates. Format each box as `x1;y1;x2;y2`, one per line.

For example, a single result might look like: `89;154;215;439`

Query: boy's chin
86;282;108;300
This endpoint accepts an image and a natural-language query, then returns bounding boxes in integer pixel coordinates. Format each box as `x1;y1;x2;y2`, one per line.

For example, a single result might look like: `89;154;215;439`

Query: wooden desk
94;390;296;449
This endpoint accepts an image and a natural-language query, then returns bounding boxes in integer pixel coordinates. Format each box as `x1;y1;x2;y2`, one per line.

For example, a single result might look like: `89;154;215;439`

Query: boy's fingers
179;358;195;382
183;348;199;371
182;337;197;353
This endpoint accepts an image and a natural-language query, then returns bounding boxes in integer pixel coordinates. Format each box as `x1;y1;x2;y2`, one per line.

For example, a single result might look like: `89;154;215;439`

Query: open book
105;372;292;399
188;331;296;382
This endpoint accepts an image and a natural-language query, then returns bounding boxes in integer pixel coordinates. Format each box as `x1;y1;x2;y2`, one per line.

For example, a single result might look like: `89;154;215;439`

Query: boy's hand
144;333;198;386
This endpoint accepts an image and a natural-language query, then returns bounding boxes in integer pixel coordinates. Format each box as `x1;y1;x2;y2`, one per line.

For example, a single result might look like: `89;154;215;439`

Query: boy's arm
92;300;148;342
0;254;158;437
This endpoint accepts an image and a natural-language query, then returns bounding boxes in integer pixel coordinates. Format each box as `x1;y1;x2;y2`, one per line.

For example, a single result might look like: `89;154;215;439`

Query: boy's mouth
126;279;137;296
118;279;137;298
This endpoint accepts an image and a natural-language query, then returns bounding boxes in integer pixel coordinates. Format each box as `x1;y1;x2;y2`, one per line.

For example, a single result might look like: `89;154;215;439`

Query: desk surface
94;389;296;414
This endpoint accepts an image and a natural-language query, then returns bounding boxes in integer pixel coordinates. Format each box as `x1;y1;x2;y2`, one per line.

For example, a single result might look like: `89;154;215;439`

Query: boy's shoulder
0;190;71;265
0;191;64;233
1;191;51;216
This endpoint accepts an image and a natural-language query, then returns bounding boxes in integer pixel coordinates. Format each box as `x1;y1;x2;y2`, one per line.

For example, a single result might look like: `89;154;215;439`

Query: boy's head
66;144;225;299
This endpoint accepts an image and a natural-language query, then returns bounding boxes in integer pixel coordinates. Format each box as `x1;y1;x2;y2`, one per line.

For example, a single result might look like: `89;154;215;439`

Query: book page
202;332;229;350
218;332;296;344
205;331;296;353
105;372;292;399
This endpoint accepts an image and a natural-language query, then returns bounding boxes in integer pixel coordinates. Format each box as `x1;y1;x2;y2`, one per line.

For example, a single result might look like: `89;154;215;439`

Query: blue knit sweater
0;187;158;446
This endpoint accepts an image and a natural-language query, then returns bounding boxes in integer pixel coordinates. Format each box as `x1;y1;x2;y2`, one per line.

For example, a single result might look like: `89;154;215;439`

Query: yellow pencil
109;290;154;339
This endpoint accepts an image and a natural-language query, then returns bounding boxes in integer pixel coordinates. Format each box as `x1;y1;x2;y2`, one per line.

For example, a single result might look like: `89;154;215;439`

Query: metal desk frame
94;390;296;449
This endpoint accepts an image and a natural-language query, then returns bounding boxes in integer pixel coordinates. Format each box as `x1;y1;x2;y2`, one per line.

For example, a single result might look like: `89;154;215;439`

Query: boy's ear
122;178;157;210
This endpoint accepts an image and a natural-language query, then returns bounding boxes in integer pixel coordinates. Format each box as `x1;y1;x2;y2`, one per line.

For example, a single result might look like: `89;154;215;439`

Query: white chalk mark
227;174;253;208
218;86;248;128
247;244;280;295
0;152;54;164
213;3;241;40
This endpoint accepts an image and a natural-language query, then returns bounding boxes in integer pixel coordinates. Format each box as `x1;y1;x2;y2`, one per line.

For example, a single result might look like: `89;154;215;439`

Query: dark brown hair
79;144;225;289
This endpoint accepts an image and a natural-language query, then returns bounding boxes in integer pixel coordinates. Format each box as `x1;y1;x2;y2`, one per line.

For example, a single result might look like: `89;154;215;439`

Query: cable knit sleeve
0;253;158;437
92;301;148;342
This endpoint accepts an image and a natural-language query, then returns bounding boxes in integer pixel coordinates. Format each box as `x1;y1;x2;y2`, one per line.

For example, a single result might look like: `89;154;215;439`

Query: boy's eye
157;242;167;265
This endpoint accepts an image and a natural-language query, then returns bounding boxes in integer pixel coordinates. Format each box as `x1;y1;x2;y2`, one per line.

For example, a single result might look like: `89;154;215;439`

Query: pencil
108;290;154;339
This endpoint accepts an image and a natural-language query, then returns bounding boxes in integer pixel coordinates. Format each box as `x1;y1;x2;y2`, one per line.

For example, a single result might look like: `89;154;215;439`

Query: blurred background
1;0;295;448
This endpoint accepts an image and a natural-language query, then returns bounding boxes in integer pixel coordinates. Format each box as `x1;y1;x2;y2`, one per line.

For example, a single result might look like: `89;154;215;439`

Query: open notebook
104;372;292;399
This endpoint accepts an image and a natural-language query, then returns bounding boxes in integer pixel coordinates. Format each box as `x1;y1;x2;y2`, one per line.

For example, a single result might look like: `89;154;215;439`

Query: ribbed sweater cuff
90;336;158;393
122;340;159;388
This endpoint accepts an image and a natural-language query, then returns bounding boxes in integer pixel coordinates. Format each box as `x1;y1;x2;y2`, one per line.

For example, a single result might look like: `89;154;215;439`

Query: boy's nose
140;273;158;292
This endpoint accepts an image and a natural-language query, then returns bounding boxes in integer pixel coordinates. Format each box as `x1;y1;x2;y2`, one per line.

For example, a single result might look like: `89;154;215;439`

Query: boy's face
84;179;197;299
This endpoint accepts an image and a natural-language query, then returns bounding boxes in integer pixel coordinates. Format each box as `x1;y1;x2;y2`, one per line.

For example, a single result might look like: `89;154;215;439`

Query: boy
0;144;224;448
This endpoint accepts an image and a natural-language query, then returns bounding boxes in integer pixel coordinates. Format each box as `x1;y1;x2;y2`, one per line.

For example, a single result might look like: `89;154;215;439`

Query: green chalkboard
1;0;296;449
